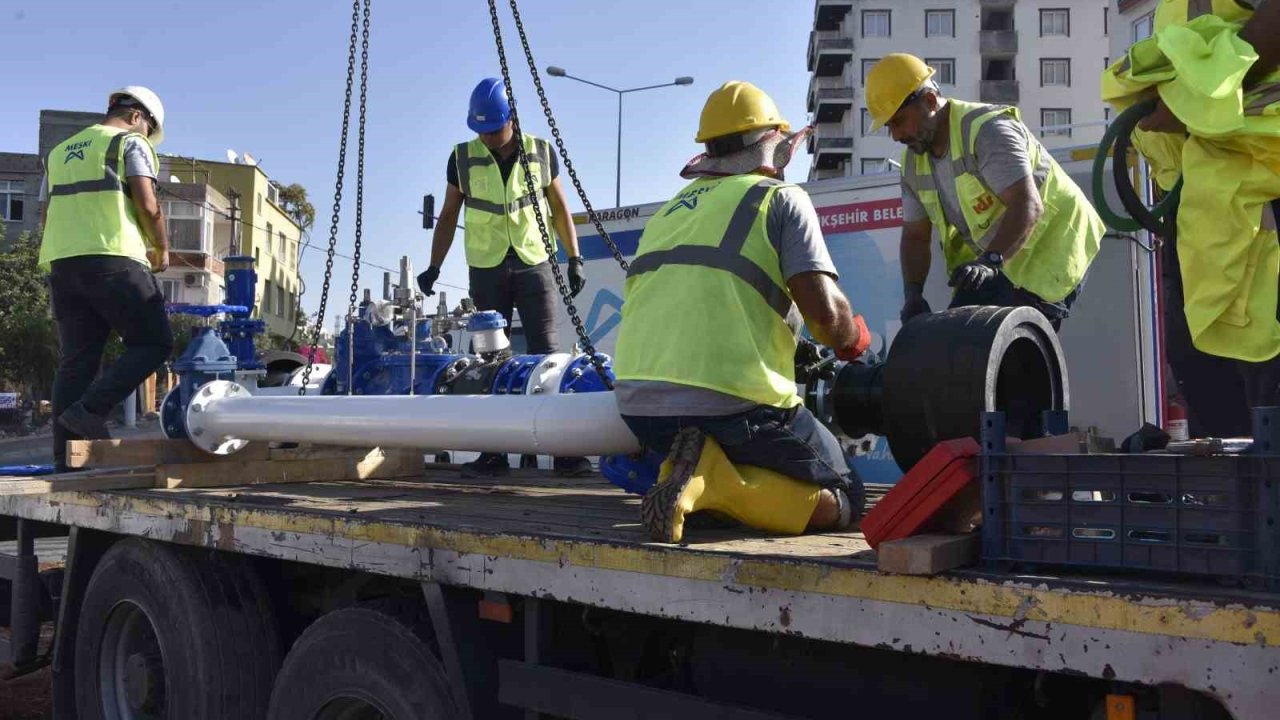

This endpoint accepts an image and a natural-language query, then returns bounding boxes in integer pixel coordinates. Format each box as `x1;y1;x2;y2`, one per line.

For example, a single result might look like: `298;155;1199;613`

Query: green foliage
0;226;58;400
277;183;316;231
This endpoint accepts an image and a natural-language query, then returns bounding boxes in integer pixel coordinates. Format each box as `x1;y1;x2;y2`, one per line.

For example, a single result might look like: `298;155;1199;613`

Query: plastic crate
980;414;1280;587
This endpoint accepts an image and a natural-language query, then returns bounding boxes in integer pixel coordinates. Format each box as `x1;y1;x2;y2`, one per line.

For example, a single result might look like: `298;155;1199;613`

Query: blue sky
2;0;815;325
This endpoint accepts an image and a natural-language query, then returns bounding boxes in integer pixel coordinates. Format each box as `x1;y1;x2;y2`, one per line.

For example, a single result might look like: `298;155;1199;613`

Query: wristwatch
980;251;1004;268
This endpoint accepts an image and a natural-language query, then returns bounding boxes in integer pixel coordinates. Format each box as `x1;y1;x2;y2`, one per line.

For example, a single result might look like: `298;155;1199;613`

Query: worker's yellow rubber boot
641;428;822;543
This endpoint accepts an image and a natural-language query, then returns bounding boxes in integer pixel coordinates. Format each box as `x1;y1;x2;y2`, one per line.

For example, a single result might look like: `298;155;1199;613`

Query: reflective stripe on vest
626;179;793;319
456;134;555;268
40;125;156;270
899;98;1102;303
615;175;802;409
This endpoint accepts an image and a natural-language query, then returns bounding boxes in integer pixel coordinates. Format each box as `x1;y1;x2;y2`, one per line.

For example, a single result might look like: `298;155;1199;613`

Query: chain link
299;0;362;396
486;0;615;389
504;0;630;273
347;0;371;322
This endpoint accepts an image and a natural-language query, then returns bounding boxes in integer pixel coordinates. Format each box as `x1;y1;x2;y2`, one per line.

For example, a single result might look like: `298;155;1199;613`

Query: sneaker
57;402;111;441
461;453;510;478
553;456;594;477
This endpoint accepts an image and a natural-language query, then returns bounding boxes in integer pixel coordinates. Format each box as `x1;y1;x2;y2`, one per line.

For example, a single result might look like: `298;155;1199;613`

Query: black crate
980;449;1280;586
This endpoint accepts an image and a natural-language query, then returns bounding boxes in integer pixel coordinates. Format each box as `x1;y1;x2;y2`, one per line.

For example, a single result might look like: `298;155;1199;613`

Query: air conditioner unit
183;273;208;288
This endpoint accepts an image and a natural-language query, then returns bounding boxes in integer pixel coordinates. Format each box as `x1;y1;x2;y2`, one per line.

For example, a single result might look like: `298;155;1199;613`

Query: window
861;58;880;84
266;183;279;206
263;280;274;315
1040;58;1071;87
1041;108;1072;138
0;180;24;222
1105;107;1112;123
266;222;275;256
926;58;956;86
862;10;890;38
278;231;287;257
925;10;954;38
861;109;889;137
276;285;286;318
256;193;262;214
159;279;180;303
861;158;890;175
164;200;204;252
1104;7;1109;36
1104;56;1110;69
1040;9;1069;36
1133;12;1154;42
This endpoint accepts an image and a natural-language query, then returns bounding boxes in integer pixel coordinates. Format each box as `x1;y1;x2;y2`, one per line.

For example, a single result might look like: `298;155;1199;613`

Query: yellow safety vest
615;175;802;409
899;99;1103;303
40;124;158;270
454;134;557;269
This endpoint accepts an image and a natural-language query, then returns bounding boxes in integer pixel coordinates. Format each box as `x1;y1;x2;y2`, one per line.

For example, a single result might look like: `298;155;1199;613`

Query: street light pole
546;67;694;208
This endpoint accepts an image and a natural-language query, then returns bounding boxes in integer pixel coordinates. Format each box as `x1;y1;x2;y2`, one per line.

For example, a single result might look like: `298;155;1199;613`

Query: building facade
0;153;40;243
164;158;304;339
1114;0;1157;58
807;0;1113;180
154;181;233;308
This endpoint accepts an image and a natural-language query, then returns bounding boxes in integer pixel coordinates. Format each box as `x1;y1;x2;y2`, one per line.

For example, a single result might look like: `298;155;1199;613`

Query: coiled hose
1091;97;1183;237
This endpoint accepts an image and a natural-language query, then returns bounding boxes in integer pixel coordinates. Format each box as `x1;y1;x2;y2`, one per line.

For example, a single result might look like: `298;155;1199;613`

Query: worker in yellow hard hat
614;81;872;543
866;54;1104;332
1102;1;1280;437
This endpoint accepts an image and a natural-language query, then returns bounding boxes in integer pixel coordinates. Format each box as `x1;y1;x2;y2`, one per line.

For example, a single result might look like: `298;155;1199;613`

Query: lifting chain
299;0;370;395
486;0;615;389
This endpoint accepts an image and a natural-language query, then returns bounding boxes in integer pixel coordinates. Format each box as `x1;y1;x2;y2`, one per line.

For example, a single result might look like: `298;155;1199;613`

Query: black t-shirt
446;144;559;191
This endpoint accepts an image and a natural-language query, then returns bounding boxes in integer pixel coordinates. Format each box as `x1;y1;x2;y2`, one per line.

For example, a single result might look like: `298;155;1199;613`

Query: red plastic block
862;438;980;550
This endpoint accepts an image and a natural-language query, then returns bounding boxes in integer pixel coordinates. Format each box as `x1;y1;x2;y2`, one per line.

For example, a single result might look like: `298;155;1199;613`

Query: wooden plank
876;533;979;576
157;448;425;489
0;466;155;496
268;445;426;462
66;439;272;469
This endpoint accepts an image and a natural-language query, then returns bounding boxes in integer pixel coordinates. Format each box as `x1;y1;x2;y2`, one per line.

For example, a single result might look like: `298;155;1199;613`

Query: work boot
57;402;111;441
553;456;594;477
461;452;509;478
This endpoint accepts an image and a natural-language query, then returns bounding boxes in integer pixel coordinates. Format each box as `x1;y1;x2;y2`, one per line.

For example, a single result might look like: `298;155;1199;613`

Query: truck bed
2;466;1277;718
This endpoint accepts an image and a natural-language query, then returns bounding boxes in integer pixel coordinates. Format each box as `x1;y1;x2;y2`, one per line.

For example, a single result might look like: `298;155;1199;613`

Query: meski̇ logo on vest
664;185;714;216
63;139;92;164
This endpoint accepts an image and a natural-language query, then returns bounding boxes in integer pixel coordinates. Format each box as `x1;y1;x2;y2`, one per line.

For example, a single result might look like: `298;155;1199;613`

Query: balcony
981;80;1021;103
814;0;853;31
812;136;854;171
980;30;1018;56
807;32;853;76
811;88;855;123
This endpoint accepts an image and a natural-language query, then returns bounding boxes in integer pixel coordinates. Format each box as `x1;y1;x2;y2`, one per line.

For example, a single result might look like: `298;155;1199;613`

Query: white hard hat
108;86;165;147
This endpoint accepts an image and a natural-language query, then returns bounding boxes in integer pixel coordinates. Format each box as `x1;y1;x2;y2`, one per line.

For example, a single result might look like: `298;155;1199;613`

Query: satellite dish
242;152;258;167
169;175;181;183
225;149;239;164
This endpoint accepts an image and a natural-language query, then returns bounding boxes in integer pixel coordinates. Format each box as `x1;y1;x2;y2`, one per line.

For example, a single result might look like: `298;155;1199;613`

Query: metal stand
980;411;1008;568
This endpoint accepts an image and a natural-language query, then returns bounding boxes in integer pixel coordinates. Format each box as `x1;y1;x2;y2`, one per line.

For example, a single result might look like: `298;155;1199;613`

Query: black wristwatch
980;251;1004;268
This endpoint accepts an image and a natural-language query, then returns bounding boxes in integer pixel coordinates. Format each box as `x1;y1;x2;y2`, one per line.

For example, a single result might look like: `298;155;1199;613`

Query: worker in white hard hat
614;81;871;544
865;54;1103;332
38;86;173;471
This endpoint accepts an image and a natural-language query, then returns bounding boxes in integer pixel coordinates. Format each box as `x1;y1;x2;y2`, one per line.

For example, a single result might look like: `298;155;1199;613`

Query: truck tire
267;606;459;720
73;538;281;720
880;306;1068;470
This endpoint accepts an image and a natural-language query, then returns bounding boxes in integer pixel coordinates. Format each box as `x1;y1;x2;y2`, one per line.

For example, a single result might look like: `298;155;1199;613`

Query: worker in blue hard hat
419;77;591;478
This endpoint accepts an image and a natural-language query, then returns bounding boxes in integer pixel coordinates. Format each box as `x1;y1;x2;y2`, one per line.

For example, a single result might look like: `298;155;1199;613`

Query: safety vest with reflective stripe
454;134;556;269
614;175;801;409
40;124;157;270
900;99;1103;303
1156;0;1255;31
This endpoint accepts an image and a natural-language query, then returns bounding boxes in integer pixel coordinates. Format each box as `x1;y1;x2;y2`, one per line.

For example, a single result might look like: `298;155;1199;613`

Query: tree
278;183;316;231
0;226;58;400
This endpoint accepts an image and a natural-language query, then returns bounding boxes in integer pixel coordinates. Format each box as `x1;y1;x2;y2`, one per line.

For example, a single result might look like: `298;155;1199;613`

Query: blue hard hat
468;78;511;134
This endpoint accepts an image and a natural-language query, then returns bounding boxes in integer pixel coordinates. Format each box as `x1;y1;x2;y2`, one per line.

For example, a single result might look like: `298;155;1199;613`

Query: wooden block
157;447;425;489
0;466;155;495
67;439;272;469
877;534;979;576
268;445;425;462
1008;432;1116;455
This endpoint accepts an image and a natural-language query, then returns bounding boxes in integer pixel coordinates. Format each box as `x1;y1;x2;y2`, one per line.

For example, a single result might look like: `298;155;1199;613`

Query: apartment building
1114;0;1156;57
807;0;1113;180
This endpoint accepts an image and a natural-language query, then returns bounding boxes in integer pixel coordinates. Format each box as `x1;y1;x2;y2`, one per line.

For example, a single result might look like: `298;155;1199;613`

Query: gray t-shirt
900;115;1035;237
38;132;157;202
615;184;838;417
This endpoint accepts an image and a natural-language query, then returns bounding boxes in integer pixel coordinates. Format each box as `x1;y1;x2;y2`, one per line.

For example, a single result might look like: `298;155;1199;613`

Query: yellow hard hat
865;54;936;132
695;81;791;144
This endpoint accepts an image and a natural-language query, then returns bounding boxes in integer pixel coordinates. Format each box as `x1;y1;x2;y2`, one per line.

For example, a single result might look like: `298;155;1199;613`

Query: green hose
1091;98;1184;234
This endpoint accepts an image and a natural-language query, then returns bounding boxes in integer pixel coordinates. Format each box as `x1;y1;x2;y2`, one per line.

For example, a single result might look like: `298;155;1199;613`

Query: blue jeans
948;271;1085;331
621;405;862;502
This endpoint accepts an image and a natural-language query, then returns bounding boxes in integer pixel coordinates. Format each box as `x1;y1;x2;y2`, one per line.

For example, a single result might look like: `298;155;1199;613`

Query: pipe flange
185;380;253;456
526;353;571;395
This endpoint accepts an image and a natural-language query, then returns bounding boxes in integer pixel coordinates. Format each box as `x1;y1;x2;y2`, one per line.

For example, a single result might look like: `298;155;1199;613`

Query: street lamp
546;66;694;207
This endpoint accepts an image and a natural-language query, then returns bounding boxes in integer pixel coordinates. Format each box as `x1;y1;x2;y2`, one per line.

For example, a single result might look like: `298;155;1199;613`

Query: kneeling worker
614;81;870;543
865;54;1104;330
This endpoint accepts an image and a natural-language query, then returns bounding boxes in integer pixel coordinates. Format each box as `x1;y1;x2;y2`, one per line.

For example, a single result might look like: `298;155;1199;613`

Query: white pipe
186;381;641;456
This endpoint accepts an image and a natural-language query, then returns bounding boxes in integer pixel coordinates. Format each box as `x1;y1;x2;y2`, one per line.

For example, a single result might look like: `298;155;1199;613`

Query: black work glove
417;265;440;297
900;281;932;324
568;256;587;298
948;260;1000;292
